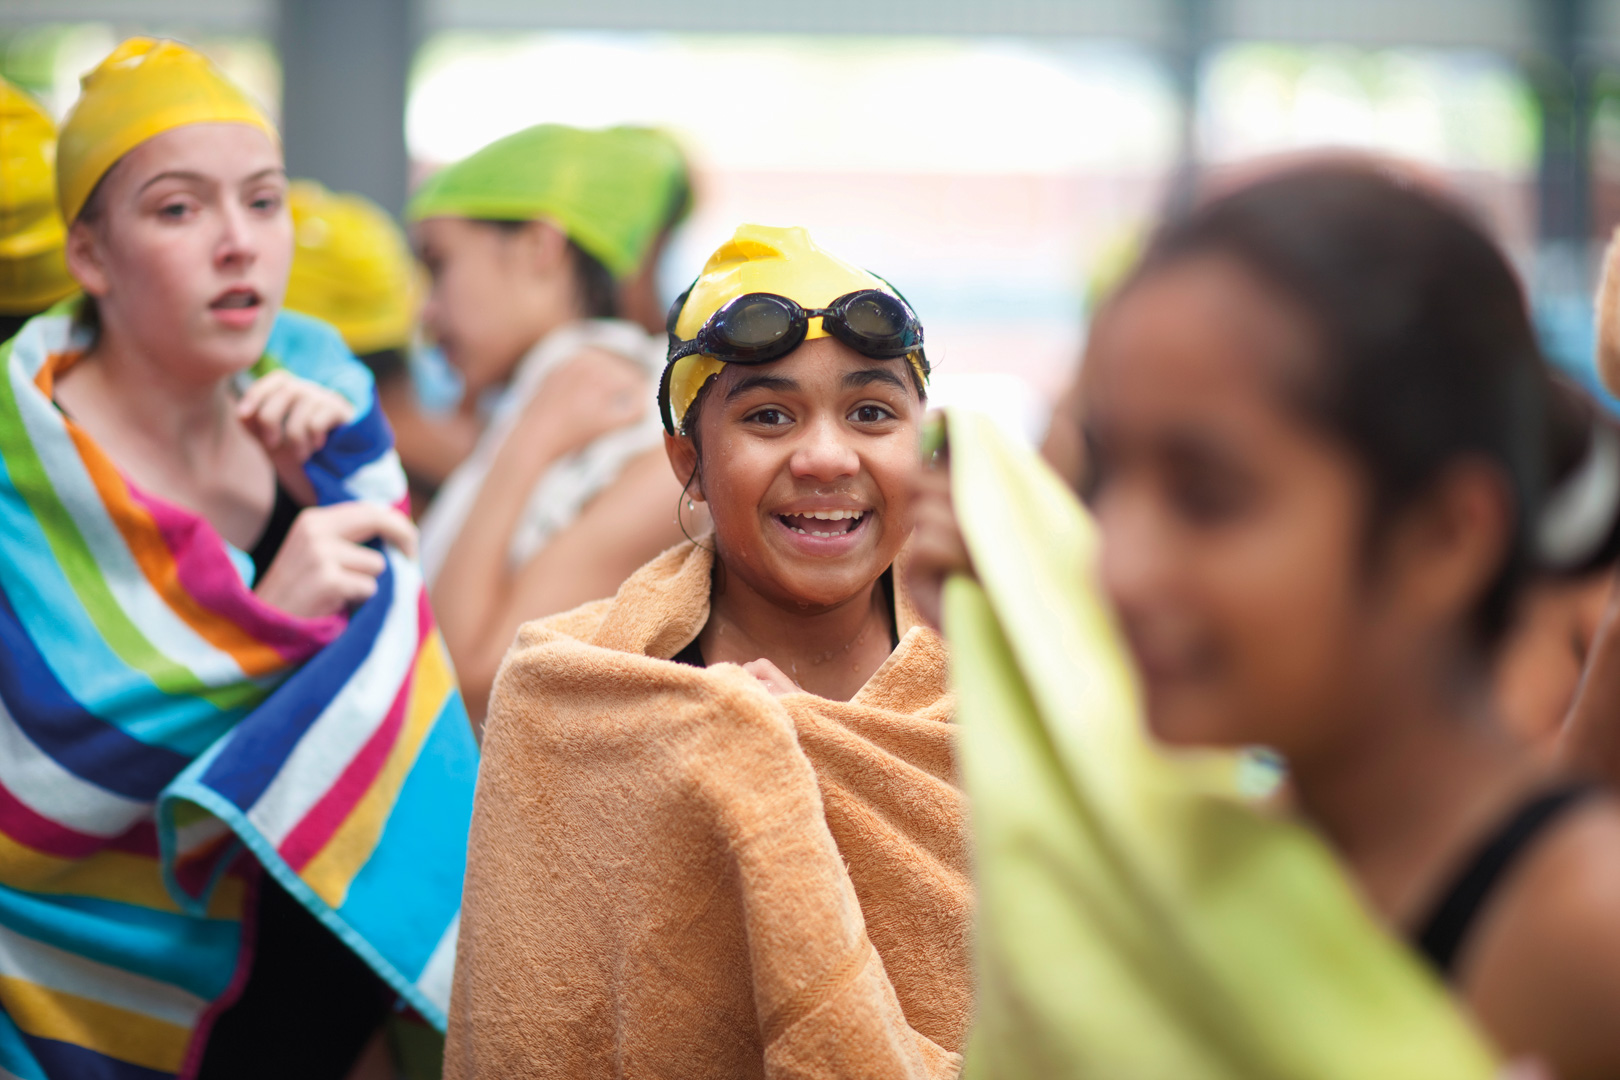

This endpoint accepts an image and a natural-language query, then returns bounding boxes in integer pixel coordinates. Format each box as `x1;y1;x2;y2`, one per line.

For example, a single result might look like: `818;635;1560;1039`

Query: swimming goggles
664;288;926;366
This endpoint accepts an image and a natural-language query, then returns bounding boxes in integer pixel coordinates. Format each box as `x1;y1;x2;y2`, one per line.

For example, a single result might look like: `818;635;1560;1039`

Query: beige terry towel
445;540;971;1080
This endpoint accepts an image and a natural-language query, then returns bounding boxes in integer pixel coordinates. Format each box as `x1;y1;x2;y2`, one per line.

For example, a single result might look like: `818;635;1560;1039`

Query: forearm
454;450;688;717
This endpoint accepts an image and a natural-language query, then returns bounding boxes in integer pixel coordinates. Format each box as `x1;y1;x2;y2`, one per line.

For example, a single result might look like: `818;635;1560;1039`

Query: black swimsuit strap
1413;781;1600;977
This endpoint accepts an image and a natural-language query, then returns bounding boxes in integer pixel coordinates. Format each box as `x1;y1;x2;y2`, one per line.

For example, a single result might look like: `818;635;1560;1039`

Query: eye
1166;465;1252;526
249;192;282;213
159;201;190;220
850;404;894;424
746;407;790;426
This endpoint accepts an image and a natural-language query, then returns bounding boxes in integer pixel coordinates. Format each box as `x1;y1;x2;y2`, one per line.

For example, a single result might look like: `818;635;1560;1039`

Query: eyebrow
843;367;910;393
725;373;798;401
137;166;286;194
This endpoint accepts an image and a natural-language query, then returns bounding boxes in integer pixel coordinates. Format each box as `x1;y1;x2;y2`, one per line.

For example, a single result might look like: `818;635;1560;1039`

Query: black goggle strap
864;275;930;379
657;356;679;435
664;278;698;339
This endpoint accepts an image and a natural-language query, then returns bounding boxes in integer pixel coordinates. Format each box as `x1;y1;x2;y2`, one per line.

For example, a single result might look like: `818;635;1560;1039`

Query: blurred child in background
283;179;479;511
408;123;695;717
0;77;78;341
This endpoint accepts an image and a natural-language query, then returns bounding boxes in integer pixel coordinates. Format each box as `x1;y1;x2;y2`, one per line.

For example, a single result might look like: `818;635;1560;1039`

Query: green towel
940;408;1497;1080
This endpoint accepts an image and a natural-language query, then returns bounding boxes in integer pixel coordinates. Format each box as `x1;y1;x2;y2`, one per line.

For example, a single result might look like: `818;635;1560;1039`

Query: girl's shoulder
1461;793;1620;1075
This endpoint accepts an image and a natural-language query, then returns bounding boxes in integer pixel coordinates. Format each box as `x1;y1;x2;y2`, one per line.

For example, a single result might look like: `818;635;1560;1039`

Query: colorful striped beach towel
0;305;477;1079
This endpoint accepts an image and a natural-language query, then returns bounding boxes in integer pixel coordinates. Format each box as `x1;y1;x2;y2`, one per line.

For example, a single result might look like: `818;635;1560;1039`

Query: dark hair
67;168;114;340
1126;163;1562;644
483;220;617;320
0;313;34;345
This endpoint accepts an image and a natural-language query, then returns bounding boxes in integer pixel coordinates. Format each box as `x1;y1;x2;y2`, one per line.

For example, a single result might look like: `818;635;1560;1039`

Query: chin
1141;694;1250;750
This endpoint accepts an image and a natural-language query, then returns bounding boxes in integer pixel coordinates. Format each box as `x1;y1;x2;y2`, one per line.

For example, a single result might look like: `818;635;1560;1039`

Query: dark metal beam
1536;0;1594;250
275;0;417;219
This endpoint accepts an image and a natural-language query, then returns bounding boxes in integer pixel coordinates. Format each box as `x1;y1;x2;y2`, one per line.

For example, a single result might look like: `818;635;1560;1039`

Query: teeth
801;510;863;521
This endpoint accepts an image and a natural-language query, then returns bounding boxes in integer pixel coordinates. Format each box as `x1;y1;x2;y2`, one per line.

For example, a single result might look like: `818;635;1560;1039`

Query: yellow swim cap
663;224;926;433
283;181;419;356
56;37;277;225
0;78;76;315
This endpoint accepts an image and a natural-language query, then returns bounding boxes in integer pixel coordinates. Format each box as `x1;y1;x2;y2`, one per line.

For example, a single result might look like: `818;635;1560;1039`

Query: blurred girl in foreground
408;124;695;717
447;225;970;1078
915;166;1620;1078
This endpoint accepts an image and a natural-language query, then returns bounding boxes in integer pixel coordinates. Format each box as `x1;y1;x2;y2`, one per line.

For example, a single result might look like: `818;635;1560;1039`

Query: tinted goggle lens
712;294;799;352
832;292;916;354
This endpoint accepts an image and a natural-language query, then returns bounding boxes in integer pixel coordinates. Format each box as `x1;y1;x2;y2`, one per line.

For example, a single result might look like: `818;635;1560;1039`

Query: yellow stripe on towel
0;973;191;1073
302;631;455;908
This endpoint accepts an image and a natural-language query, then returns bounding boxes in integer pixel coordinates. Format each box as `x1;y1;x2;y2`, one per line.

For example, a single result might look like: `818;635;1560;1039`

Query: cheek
1189;501;1368;744
260;219;294;302
111;228;206;315
701;438;777;533
867;440;921;531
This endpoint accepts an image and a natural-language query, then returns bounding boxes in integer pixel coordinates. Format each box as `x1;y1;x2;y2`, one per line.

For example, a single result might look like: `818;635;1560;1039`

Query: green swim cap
406;123;691;280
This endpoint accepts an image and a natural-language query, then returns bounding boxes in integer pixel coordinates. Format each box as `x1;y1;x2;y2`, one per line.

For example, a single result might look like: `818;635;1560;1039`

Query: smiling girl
446;225;970;1078
0;39;476;1080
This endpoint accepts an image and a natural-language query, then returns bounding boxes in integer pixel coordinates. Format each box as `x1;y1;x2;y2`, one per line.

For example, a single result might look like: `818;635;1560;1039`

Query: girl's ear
64;219;111;298
520;219;571;279
663;432;704;503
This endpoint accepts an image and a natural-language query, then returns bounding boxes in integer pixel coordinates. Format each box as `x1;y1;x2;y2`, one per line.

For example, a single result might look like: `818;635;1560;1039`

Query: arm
430;350;673;717
1461;808;1620;1080
439;446;688;718
375;376;480;490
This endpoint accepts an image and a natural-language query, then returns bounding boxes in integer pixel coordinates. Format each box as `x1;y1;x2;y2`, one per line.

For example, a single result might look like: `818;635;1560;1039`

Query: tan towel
445;540;971;1079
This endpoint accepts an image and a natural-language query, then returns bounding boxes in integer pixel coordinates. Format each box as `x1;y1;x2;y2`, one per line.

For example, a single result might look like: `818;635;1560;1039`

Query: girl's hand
514;351;648;460
239;369;357;465
254;502;417;619
906;458;973;631
743;658;802;697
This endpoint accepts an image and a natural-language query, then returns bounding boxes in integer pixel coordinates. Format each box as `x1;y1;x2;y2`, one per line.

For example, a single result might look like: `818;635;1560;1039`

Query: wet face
1082;256;1385;756
66;123;290;381
670;337;923;613
413;217;557;397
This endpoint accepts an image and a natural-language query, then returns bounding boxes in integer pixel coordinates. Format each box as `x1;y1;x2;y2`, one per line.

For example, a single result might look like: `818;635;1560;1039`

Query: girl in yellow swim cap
1;38;478;1080
448;224;971;1079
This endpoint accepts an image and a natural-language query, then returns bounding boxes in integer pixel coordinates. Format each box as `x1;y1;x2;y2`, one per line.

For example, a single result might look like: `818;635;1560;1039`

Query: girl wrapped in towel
448;224;969;1079
0;39;476;1080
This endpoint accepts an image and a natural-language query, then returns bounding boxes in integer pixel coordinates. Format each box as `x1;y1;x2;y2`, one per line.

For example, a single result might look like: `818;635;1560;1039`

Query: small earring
686;498;695;511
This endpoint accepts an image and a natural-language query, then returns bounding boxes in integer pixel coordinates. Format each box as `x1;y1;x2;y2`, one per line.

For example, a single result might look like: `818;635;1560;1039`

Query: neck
1287;675;1545;926
701;565;895;701
69;322;237;464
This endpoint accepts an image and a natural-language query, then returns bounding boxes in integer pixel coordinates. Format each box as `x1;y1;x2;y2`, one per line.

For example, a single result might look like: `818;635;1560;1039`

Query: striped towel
0;306;477;1079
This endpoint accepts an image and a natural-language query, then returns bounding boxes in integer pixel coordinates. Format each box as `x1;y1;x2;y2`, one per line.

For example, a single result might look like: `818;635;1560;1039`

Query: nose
1095;486;1169;621
215;199;260;273
788;413;860;484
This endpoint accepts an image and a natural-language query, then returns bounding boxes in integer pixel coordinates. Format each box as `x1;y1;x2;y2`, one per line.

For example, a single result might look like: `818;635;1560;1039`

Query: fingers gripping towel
448;540;971;1079
0;304;477;1079
940;408;1496;1079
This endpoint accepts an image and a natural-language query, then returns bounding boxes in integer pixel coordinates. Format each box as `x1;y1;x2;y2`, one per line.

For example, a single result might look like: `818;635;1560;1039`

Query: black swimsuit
1412;781;1601;977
